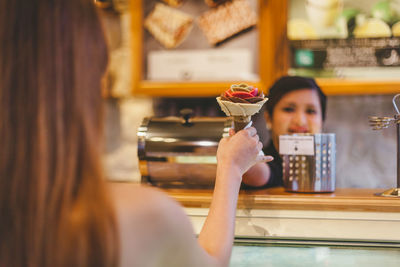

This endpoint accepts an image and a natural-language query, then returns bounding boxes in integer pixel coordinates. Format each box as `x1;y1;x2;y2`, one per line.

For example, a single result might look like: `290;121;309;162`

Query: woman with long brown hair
0;0;118;266
0;0;269;266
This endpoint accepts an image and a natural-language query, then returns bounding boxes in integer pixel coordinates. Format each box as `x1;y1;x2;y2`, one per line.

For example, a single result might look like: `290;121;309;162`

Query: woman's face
265;89;323;148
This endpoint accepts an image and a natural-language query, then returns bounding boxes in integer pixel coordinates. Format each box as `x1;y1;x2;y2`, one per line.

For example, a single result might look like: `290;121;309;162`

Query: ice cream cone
216;96;268;131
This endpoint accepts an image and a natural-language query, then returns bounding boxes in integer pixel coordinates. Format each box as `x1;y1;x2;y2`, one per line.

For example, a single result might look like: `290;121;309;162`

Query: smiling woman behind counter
242;76;327;188
0;0;270;267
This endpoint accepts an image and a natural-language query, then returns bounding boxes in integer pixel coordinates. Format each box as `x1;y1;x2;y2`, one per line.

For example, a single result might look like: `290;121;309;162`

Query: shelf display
140;0;259;85
131;0;399;96
288;0;400;79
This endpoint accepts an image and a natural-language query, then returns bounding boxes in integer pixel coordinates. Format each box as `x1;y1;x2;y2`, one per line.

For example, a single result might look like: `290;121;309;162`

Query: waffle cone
216;97;268;117
217;96;268;131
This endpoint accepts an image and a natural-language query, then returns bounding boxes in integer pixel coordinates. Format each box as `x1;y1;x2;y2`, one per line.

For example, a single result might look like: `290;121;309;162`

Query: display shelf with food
288;0;400;87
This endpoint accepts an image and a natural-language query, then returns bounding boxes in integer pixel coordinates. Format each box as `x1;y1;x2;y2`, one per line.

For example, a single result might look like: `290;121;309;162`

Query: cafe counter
163;187;400;246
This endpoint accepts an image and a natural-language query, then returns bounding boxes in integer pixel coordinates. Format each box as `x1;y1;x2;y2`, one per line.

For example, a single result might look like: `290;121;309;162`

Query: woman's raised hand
217;127;272;177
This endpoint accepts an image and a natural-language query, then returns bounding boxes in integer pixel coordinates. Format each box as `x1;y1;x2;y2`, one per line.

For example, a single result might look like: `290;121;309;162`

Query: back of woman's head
0;0;118;266
265;76;327;121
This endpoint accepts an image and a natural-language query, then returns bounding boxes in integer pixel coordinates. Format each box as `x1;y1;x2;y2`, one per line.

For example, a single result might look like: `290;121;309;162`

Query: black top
241;141;283;189
262;141;283;188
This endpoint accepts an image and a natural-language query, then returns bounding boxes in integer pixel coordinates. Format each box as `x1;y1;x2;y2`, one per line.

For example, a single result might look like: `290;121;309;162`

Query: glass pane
231;242;400;266
142;0;259;82
288;0;400;80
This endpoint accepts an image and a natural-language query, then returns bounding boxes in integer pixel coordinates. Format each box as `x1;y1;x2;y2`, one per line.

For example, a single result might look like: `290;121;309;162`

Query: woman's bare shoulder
108;182;182;219
107;182;214;267
108;182;194;239
108;182;164;203
107;182;210;267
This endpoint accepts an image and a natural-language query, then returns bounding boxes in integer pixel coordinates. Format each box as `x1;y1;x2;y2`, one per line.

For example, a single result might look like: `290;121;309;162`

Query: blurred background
100;0;398;189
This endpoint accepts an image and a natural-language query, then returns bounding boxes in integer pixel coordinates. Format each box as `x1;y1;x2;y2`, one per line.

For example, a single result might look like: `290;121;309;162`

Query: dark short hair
265;76;327;121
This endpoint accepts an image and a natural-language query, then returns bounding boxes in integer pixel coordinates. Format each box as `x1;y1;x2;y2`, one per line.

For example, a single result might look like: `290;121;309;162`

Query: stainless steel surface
371;94;400;197
393;94;400;114
282;133;336;193
397;114;400;191
137;112;231;188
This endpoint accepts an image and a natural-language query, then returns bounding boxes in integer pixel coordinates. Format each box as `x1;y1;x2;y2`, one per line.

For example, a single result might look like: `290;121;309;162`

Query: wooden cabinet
130;0;400;97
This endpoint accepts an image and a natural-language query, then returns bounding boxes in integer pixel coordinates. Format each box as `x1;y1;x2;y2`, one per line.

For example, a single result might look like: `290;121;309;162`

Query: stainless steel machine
137;109;231;188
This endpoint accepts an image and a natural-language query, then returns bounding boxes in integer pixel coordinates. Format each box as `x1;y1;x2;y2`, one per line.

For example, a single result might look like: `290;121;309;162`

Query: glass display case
164;187;400;266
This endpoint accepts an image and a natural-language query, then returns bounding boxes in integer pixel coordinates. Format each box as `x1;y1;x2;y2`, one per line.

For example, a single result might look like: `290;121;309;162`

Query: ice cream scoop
217;83;268;131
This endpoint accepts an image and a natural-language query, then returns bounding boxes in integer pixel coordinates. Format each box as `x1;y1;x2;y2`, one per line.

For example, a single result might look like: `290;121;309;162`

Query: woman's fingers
256;141;263;151
226;126;263;156
243;126;257;137
231;126;256;137
218;125;272;174
236;127;261;153
256;155;274;163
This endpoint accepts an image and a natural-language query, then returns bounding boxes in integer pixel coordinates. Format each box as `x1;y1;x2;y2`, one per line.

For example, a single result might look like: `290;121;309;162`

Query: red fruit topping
249;87;258;96
231;91;254;99
224;89;232;98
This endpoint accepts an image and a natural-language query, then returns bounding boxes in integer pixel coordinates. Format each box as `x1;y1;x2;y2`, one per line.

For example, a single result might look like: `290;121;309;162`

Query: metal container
137;110;231;188
281;133;336;193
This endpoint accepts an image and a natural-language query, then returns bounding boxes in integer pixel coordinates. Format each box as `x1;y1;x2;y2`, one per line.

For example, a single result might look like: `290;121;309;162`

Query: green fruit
336;8;360;38
338;8;360;22
371;0;397;24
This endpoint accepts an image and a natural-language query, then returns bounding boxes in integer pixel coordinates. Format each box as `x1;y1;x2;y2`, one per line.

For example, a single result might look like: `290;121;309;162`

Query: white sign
148;49;257;81
279;135;315;155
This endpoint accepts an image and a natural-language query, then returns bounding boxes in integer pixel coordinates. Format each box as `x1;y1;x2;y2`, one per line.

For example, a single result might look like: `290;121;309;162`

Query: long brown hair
0;0;119;266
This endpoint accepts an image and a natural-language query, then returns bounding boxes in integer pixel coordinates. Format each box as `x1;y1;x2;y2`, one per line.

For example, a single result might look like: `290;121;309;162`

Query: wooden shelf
134;81;264;97
132;79;400;97
316;79;400;96
164;187;400;212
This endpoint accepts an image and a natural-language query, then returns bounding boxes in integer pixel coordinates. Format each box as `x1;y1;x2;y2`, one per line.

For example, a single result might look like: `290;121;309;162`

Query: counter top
159;186;400;242
163;187;400;212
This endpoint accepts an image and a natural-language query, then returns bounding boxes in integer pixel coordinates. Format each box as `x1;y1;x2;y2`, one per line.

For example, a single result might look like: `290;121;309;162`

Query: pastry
144;3;193;49
198;0;257;45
